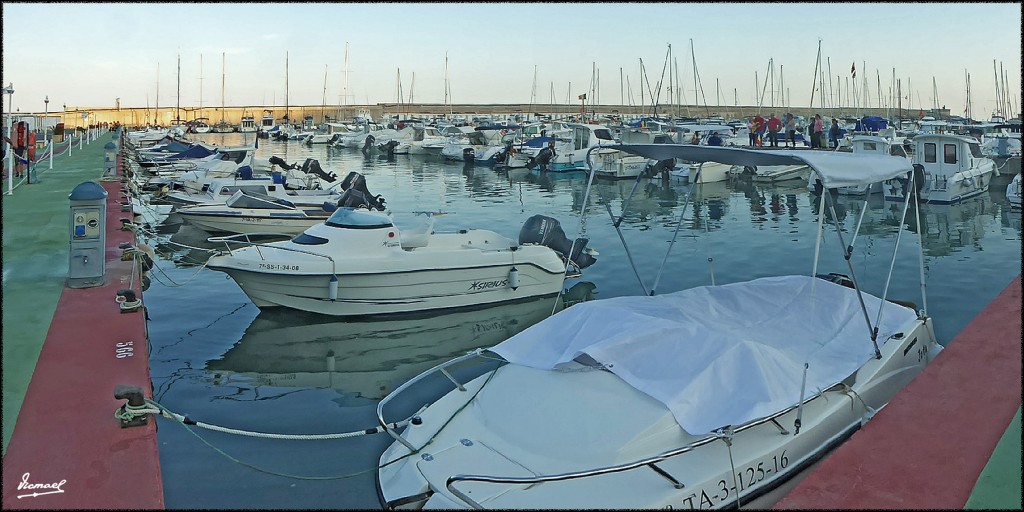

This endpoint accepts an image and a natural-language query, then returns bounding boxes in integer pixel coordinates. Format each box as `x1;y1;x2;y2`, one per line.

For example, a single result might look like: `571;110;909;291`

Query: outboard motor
361;134;376;153
301;158;337;183
645;158;675;178
335;188;374;210
518;215;596;269
235;165;254;180
897;164;926;198
339;171;387;211
268;155;296;170
526;146;554;170
462;147;476;163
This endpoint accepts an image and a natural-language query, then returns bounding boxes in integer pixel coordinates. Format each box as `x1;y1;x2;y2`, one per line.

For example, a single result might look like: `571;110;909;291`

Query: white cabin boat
1007;173;1022;209
376;144;942;510
882;133;996;204
239;115;258;133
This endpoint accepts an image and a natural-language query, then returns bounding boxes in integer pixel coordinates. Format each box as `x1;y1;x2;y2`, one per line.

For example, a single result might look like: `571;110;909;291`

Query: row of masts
146;45;1017;126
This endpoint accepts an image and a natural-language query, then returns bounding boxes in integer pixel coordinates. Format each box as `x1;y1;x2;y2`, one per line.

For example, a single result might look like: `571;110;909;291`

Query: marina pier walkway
776;275;1022;509
1;132;163;508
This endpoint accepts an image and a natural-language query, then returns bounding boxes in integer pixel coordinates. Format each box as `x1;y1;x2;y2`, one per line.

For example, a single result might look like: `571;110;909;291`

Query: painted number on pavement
116;341;134;359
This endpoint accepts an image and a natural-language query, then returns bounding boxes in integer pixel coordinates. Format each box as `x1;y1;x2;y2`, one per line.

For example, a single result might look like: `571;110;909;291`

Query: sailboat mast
285;51;289;123
221;52;226;124
343;42;350;106
322;65;328;123
176;51;181;122
199;53;203;119
155;62;159;126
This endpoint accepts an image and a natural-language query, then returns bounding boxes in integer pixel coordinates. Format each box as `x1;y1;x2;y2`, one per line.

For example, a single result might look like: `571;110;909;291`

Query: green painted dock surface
1;133;103;454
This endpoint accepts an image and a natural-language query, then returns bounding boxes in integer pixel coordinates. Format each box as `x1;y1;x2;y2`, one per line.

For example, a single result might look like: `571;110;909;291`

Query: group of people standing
746;113;840;149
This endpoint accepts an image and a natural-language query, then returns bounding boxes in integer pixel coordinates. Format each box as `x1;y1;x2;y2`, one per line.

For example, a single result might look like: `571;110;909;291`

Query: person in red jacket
752;115;765;146
767;113;782;147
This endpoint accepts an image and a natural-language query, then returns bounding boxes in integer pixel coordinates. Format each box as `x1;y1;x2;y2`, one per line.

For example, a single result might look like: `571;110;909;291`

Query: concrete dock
775;276;1022;509
1;131;163;508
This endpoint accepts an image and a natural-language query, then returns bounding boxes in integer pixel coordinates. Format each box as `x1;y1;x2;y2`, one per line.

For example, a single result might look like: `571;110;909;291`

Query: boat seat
399;214;435;250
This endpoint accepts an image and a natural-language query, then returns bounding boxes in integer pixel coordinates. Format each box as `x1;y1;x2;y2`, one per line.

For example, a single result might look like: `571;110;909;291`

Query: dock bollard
114;385;148;428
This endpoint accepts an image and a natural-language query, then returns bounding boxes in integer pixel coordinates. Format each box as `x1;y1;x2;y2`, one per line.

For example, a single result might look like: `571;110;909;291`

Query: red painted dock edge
775;275;1022;509
2;153;164;509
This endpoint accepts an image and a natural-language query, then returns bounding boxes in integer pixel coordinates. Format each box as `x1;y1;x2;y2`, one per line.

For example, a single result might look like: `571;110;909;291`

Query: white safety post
69;133;73;157
49;138;54;170
79;131;83;150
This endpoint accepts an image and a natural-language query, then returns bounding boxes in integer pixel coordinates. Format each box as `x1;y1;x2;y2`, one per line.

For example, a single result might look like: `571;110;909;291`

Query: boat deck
775;275;1022;509
1;131;164;508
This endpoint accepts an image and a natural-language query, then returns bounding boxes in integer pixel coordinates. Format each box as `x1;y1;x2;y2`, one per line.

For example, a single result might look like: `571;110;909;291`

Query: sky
2;2;1021;118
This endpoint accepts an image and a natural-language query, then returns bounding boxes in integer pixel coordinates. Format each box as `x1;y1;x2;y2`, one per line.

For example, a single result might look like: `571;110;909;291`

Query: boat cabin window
943;144;957;164
325;208;393;229
924;143;937;163
594;129;614;141
862;142;877;151
890;145;908;158
968;142;983;158
291;233;329;245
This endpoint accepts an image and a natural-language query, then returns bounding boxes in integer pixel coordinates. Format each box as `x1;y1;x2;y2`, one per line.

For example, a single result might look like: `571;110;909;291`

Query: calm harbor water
141;133;1021;509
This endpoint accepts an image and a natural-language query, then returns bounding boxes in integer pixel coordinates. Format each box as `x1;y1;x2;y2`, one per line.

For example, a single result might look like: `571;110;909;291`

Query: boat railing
443;380;850;509
206;233;337;274
376;348;491;453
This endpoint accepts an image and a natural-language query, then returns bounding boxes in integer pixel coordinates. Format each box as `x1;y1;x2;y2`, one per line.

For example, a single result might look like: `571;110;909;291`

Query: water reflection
205;289;594;400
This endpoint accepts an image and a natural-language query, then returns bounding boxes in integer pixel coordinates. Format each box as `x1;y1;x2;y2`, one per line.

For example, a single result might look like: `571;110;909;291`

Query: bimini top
604;144;914;189
491;275;917;434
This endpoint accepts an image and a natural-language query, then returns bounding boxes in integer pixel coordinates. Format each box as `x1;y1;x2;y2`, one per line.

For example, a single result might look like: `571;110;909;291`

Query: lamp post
3;83;13;194
44;95;49;141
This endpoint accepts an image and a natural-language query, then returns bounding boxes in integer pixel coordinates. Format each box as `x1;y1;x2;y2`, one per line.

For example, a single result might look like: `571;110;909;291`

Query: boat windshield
325;208;393;229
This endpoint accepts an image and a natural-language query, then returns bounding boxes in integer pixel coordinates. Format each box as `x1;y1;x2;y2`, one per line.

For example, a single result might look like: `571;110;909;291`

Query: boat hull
211;258;566;317
178;210;329;235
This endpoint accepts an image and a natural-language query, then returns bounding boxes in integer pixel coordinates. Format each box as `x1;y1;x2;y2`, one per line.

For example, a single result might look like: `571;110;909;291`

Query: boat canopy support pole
912;176;928;316
606;203;650;296
606;169;659;295
846;190;872;258
810;178;827;279
650;165;702;295
823;188;881;359
556;147;601;314
874;167;916;331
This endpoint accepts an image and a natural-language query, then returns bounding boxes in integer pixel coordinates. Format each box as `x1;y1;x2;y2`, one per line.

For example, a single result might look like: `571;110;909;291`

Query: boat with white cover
206;203;597;317
376;144;942;510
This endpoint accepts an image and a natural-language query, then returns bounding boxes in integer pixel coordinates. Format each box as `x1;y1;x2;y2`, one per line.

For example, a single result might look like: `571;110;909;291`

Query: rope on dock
116;398;413;441
113;397;421;481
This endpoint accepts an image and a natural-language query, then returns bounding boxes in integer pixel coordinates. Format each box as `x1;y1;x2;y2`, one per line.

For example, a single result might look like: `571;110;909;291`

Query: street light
44;95;49;141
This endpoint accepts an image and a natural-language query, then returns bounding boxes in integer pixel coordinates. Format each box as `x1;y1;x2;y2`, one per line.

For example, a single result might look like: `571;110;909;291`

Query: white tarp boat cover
605;144;914;189
491;275;917;434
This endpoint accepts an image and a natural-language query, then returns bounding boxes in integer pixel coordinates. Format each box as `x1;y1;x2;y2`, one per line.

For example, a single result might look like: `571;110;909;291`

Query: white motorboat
376;144;942;510
176;188;348;235
192;118;212;134
239;115;258;133
161;157;341;207
206;204;598;317
882;133;996;204
1007;172;1022;209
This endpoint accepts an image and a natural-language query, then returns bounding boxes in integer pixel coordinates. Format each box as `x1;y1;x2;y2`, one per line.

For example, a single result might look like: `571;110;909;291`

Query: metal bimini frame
376;145;932;509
